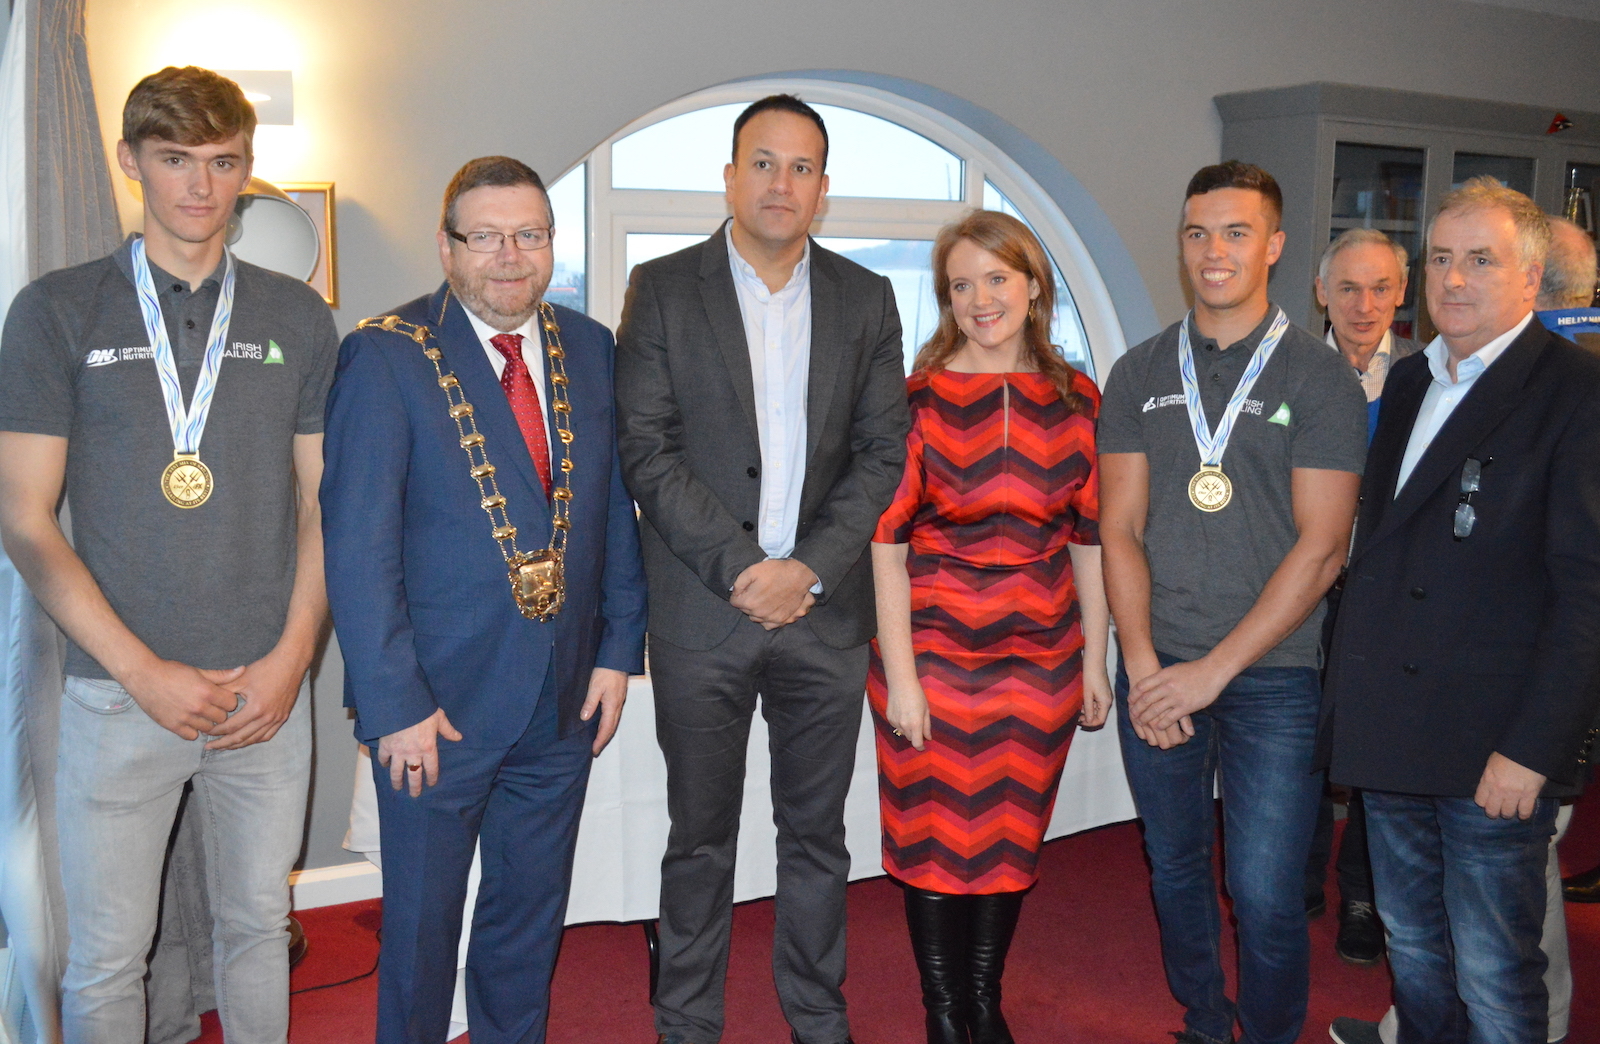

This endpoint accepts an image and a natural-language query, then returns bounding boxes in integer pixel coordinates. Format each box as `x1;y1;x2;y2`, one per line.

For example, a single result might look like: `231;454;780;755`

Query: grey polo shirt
0;236;339;678
1099;307;1367;668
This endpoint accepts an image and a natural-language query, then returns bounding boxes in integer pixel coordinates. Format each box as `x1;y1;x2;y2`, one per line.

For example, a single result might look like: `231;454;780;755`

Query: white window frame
564;77;1127;378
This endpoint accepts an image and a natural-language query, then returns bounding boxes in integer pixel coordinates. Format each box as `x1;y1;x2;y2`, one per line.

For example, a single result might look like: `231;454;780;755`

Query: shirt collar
462;302;539;354
1187;304;1278;354
113;233;225;292
1324;327;1392;367
1423;310;1533;386
726;222;809;297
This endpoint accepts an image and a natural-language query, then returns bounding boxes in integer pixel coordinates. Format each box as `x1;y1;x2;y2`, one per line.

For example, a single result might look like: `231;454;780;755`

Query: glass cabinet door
1331;142;1425;336
1564;162;1600;240
1452;152;1536;195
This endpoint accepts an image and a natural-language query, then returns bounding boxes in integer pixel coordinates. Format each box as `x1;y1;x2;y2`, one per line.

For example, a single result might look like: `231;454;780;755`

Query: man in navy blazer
1320;179;1600;1044
322;156;647;1044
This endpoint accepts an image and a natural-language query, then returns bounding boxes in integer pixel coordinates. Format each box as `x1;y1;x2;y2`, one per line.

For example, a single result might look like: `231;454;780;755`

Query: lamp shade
227;179;320;282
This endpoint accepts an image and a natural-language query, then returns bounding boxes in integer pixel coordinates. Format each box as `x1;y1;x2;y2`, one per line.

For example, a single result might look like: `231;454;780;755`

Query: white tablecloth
345;673;1137;1034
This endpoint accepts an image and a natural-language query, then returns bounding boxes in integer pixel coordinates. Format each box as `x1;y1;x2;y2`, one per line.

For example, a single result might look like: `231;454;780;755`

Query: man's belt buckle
510;549;565;621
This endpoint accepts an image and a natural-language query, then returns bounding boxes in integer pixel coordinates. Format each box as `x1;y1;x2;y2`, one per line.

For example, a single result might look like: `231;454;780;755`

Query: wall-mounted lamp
216;69;293;125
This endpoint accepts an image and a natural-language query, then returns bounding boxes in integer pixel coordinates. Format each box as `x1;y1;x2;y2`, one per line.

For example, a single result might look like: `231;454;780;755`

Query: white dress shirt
463;305;550;425
1325;328;1394;404
726;223;811;563
1394;311;1532;495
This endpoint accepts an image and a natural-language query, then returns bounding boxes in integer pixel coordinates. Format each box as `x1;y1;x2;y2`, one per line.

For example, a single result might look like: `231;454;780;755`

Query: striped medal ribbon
1177;307;1288;512
131;236;236;509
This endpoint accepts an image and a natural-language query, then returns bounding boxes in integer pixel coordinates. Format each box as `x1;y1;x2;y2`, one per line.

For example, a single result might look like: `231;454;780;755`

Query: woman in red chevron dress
870;210;1111;1044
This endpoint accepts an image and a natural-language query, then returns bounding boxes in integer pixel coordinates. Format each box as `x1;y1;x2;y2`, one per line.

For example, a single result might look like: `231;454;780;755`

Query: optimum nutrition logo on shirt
84;346;157;367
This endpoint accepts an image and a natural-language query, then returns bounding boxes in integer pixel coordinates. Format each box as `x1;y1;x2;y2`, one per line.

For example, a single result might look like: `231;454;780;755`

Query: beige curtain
0;0;120;1041
24;0;119;275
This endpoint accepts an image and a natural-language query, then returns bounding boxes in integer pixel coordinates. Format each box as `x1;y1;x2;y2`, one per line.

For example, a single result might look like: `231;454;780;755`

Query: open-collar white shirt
1394;311;1531;495
463;304;550;425
726;223;812;563
1325;328;1394;404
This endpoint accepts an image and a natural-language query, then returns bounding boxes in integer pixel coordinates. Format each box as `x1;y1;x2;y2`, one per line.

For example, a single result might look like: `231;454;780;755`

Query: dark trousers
1306;783;1374;905
1365;791;1556;1044
650;617;868;1044
373;674;595;1044
1116;653;1323;1044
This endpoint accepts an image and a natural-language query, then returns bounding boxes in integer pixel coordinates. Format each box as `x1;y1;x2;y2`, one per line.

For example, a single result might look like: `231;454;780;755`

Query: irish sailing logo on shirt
265;340;285;364
1268;402;1292;426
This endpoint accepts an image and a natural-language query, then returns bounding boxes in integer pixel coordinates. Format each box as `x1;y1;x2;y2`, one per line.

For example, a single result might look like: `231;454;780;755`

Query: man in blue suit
322;156;647;1044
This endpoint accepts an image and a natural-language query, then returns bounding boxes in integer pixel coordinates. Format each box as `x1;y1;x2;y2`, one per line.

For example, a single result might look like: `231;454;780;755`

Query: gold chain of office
354;301;575;621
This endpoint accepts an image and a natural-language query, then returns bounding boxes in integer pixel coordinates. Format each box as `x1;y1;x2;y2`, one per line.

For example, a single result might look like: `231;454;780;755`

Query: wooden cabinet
1216;83;1600;338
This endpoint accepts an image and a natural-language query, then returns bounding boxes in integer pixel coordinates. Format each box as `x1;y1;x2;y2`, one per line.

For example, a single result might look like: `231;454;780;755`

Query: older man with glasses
322;155;647;1044
1319;179;1600;1044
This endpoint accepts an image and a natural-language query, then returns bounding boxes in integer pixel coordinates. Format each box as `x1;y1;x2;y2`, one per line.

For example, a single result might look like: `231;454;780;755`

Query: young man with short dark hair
0;66;338;1043
1098;161;1367;1044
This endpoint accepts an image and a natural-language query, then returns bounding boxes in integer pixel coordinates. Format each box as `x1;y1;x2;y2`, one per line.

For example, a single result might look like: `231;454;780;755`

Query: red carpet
189;792;1600;1043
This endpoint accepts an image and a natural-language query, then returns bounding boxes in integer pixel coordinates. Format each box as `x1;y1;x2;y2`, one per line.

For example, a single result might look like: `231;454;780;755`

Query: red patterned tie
488;332;552;497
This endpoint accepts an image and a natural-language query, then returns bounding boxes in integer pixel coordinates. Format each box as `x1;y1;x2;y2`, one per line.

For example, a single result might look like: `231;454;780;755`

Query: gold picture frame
279;182;338;308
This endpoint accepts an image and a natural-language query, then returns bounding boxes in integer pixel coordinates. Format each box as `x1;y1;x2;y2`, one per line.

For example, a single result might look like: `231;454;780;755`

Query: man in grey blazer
1305;227;1422;967
614;95;909;1044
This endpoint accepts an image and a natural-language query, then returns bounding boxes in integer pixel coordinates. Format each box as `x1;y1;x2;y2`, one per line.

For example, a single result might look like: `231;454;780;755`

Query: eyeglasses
1453;456;1492;540
447;228;552;252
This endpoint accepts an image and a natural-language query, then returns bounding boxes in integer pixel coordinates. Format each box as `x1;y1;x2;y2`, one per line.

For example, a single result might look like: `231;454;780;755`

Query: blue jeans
1115;653;1322;1044
1364;790;1557;1044
56;674;311;1044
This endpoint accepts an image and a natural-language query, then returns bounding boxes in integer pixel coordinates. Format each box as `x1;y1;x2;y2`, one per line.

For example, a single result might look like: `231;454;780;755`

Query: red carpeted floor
197;791;1600;1044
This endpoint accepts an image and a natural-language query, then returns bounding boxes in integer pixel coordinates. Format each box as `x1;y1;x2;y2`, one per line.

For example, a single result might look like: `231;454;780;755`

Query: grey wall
80;0;1600;870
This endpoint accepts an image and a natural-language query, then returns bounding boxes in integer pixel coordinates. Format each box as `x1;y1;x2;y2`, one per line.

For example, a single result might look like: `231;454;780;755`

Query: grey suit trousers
650;616;868;1044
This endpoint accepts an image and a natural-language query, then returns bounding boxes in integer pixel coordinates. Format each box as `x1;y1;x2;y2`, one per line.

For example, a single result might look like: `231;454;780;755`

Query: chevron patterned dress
869;367;1100;894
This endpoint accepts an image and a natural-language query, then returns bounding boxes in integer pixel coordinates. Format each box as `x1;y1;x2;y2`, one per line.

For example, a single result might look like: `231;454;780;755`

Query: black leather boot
966;891;1024;1044
903;886;970;1044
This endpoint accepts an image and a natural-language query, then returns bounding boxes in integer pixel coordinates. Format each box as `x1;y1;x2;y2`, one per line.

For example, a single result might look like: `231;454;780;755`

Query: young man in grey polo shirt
1098;162;1366;1044
0;67;336;1043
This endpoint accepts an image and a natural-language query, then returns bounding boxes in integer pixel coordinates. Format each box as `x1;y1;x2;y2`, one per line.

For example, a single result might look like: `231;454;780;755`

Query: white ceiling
1459;0;1600;21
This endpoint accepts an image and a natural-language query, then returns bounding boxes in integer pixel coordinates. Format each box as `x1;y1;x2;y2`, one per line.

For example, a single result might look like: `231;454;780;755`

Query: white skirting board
289;859;382;911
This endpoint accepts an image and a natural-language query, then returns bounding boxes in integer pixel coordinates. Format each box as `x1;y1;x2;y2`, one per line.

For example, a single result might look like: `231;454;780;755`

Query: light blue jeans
56;674;311;1044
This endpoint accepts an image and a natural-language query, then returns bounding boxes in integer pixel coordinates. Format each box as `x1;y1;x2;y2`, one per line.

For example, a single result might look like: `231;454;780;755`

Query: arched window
544;79;1125;380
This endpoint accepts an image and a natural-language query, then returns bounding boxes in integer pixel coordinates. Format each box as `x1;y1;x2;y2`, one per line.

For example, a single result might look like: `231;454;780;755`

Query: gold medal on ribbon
1188;465;1232;512
162;453;214;509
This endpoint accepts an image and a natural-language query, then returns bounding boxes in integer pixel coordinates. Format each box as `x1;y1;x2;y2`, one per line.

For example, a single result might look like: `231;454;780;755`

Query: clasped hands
731;557;817;630
1125;656;1230;749
124;646;303;750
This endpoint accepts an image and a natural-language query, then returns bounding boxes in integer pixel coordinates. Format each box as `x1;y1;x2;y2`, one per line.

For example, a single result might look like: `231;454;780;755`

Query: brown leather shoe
1562;863;1600;902
288;915;308;967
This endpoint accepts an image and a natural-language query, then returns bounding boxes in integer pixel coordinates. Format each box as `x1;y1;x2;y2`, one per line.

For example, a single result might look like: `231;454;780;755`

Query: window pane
546;163;586;313
612;105;744;193
611;103;963;200
980;182;1094;378
625;233;706;283
815;238;937;371
815;106;961;200
1453;152;1534;196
